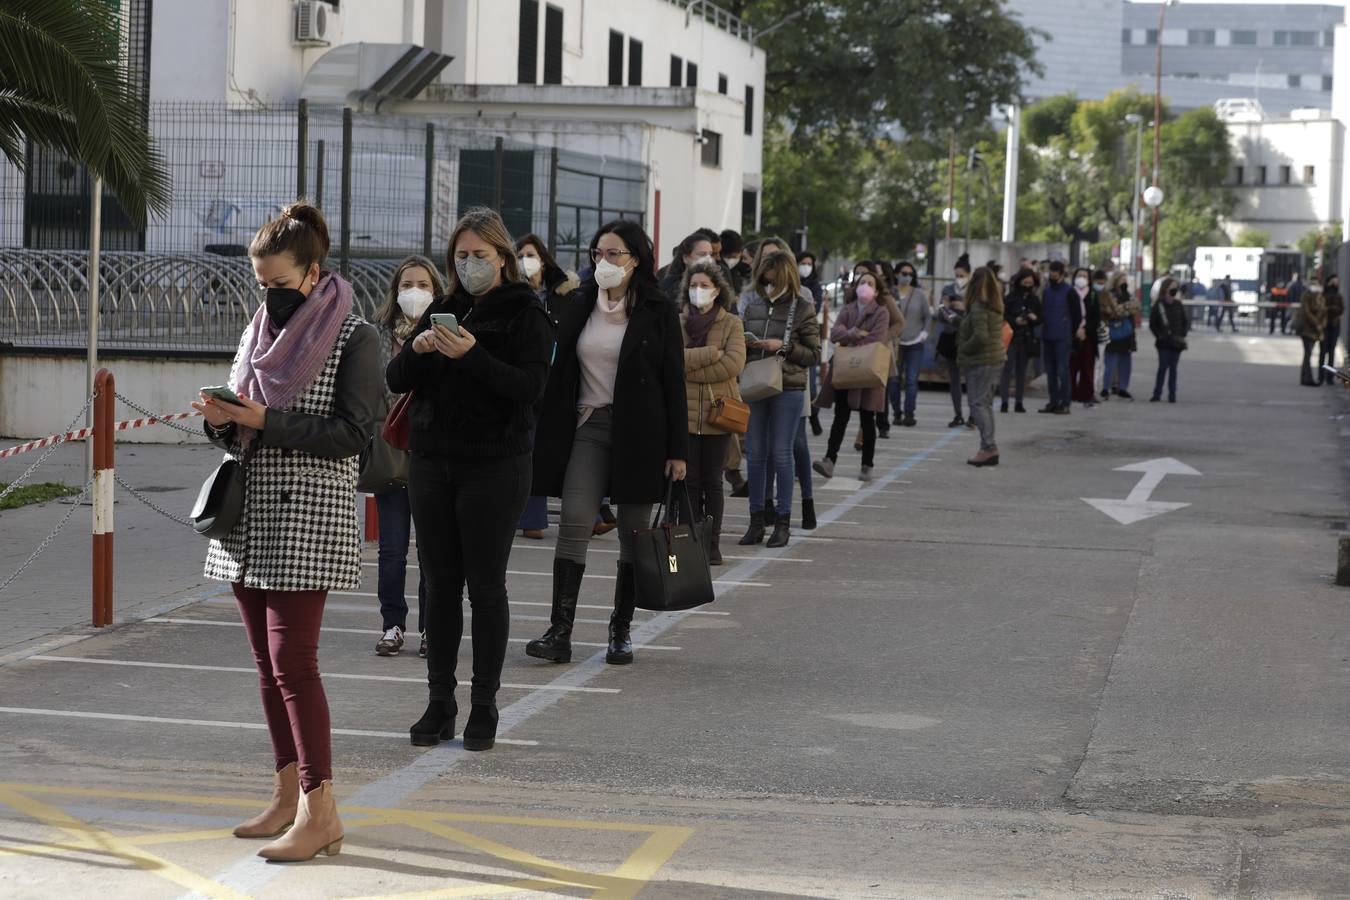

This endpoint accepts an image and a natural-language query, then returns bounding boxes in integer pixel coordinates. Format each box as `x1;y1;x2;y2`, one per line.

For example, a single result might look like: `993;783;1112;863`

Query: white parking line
145;618;682;650
0;706;540;745
202;597;620;626
27;655;620;694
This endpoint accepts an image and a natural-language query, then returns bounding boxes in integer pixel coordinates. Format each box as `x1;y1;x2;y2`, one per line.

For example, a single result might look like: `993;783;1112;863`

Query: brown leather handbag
706;391;750;434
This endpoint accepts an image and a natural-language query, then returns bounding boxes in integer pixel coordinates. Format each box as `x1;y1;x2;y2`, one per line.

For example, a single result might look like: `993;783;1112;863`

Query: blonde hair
373;255;446;328
753;249;801;302
444;207;523;294
968;266;1004;313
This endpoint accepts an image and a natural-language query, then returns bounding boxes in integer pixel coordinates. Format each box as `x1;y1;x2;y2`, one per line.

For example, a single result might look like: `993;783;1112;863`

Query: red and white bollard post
92;368;115;627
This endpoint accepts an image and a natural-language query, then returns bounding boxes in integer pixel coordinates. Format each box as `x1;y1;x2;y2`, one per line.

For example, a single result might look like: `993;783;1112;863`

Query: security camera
695;133;709;145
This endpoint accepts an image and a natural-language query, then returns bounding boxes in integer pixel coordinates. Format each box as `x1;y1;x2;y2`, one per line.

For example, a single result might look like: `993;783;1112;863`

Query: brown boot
967;448;1000;468
233;762;298;839
258;780;343;861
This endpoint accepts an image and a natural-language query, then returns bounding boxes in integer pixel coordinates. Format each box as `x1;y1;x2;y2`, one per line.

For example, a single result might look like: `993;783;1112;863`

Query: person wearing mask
659;231;715;300
679;259;746;565
813;270;891;483
721;229;750;294
1319;274;1343;382
1148;276;1190;402
526;220;687;667
1297;275;1329;386
1215;274;1238;333
1099;272;1139;400
515;234;578;541
369;255;442;659
192;202;380;861
797;250;826;434
1068;267;1102;408
386;208;551;753
958;266;1006;467
937;255;973;427
892;260;932;427
999;267;1041;413
739;249;821;548
1038;260;1082;414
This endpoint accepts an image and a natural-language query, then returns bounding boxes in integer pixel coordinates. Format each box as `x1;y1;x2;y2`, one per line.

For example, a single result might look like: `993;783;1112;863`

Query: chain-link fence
0;102;648;353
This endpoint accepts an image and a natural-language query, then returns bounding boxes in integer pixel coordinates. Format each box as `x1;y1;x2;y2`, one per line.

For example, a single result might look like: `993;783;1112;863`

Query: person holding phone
191;202;381;862
367;255;444;659
386;208;551;752
526;220;688;667
1148;276;1190;402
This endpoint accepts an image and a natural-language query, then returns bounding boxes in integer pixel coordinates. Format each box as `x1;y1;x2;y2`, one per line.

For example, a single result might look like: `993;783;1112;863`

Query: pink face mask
856;283;877;304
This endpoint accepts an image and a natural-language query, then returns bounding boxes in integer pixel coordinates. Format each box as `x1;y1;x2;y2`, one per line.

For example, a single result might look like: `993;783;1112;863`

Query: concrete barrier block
1337;535;1350;587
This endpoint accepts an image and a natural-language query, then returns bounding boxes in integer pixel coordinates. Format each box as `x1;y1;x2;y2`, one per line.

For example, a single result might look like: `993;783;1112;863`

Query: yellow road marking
599;825;696;899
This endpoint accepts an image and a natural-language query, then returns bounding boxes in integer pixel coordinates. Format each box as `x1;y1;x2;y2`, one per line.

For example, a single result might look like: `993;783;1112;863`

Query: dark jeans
375;487;426;633
409;452;530;706
1070;342;1097;403
945;359;966;416
999;341;1030;404
1102;350;1133;392
1042;338;1071;407
518;494;549;531
687;433;731;537
897;343;924;416
1215;306;1237;331
1153;348;1181;400
747;390;803;515
1301;336;1318;383
233;585;330;793
825;392;876;468
1319;324;1340;373
1269;307;1289;334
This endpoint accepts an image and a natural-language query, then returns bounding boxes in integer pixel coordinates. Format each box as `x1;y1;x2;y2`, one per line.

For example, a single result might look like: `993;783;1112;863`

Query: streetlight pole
1125;113;1144;294
1151;0;1176;284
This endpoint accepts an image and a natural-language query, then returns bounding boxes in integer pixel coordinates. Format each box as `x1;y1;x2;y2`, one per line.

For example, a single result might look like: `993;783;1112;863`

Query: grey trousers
555;407;652;565
965;363;1001;452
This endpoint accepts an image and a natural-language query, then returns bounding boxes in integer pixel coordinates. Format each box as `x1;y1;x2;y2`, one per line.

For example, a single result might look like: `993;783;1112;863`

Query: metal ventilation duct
300;42;453;110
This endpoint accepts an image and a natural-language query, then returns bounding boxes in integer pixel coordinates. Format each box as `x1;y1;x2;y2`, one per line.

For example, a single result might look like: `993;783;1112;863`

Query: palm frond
0;0;171;225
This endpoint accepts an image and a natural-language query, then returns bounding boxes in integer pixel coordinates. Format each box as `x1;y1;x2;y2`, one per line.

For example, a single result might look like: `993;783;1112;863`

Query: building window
744;85;755;136
1288;74;1301;88
1257;165;1267;185
686;61;699;88
608;30;624;87
543;5;563;85
718;73;728;95
1325;28;1335;47
1323;74;1334;92
1230;30;1257;46
627;38;643;86
1234;165;1244;184
1276;30;1317;47
1144;29;1157;45
1121;28;1131;45
1280;165;1292;184
669;54;683;87
1187;29;1215;45
518;0;539;85
1305;165;1316;184
700;129;721;167
741;189;758;232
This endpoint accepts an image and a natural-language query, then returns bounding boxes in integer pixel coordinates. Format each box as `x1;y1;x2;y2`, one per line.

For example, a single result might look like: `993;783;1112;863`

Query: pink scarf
233;272;354;447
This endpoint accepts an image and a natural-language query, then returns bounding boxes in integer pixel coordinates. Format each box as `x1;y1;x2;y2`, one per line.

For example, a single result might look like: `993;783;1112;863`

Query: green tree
1297;223;1343;257
0;0;170;225
1234;229;1269;248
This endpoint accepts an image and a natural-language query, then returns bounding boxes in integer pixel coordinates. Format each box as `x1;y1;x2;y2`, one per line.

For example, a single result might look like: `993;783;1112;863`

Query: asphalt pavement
0;332;1347;898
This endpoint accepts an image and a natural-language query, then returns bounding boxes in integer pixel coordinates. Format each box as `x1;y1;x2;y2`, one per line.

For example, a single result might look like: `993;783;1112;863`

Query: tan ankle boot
233;762;299;839
258;780;343;861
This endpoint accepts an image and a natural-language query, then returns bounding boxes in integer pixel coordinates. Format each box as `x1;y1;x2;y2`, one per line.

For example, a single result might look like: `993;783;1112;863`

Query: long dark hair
516;233;567;292
584;219;662;316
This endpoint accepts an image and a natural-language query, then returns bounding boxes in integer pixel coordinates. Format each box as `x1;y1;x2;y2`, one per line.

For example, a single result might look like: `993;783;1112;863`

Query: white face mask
798;263;813;280
690;254;713;268
520;256;542;279
1074;276;1089;289
689;286;717;310
396;287;434;321
594;258;629;290
955;276;969;290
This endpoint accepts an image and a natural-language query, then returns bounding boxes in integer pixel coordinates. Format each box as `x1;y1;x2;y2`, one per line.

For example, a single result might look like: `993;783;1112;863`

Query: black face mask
265;286;307;328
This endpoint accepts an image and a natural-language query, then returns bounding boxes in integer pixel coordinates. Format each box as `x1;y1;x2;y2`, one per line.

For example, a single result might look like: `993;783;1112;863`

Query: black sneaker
1038;404;1057;414
1117;390;1133;400
1014;402;1026;413
999;401;1009;413
1099;390;1110;400
1052;405;1071;415
948;415;964;428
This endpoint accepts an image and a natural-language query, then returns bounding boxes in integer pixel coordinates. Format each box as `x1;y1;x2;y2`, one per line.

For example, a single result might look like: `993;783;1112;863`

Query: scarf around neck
685;305;719;348
233;271;354;447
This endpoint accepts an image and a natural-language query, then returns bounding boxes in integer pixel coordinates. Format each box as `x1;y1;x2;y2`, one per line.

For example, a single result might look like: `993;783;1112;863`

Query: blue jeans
763;417;814;505
747;390;803;516
1042;338;1071;407
1103;350;1133;392
1153;348;1181;399
518;494;548;531
375;487;427;633
897;343;924;416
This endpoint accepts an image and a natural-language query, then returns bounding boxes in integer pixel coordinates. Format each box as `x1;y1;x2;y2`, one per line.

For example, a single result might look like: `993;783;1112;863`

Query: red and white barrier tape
0;411;201;461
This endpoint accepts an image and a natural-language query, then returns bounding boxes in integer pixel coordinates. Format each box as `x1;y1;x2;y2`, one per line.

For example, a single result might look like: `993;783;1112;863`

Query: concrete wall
1224;116;1343;245
1005;0;1125;102
0;355;220;444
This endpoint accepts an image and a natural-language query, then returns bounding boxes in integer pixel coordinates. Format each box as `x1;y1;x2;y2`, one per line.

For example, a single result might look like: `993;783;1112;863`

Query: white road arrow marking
1083;457;1201;525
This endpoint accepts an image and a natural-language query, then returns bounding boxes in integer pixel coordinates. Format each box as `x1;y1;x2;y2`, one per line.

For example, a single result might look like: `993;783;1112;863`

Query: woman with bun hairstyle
387;208;552;752
526;220;688;668
193;202;382;862
368;255;444;659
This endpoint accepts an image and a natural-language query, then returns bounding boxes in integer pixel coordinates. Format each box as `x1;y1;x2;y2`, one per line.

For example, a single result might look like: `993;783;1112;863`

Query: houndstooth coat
204;314;379;592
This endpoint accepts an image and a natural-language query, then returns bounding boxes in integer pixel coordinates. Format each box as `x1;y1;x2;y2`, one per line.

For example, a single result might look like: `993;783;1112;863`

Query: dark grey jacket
739;290;821;391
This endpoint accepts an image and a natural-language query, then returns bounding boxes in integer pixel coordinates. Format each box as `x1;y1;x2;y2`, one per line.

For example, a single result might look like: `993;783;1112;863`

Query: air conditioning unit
293;1;333;47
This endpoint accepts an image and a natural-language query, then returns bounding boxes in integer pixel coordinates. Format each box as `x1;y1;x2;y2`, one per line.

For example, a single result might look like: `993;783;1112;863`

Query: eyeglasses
590;249;633;264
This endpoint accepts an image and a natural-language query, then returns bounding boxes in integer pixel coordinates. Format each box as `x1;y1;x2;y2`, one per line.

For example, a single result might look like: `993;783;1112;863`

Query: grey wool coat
203;314;381;592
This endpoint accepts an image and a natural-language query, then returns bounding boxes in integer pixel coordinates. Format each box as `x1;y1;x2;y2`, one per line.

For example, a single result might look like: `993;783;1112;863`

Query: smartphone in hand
200;385;244;405
430;313;460;335
1322;364;1350;384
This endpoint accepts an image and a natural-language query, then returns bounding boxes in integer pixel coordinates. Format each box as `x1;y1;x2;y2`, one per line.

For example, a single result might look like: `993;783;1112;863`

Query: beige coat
682;306;747;435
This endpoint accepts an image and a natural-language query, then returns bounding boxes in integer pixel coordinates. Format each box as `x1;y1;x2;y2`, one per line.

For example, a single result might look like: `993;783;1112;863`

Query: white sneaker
859;466;873;483
375;626;404;657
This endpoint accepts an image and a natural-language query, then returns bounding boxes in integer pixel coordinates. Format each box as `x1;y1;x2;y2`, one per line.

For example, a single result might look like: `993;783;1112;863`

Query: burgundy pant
233;584;331;793
1069;342;1098;403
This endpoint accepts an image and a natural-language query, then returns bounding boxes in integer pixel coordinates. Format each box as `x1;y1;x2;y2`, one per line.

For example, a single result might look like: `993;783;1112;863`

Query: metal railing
0;250;399;354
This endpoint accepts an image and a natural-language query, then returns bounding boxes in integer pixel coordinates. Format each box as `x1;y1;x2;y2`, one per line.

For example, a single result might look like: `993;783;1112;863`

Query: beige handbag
738;298;796;402
830;342;891;390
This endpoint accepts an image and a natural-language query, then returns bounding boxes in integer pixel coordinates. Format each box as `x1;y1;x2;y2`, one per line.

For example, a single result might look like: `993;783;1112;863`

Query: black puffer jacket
1149;297;1190;352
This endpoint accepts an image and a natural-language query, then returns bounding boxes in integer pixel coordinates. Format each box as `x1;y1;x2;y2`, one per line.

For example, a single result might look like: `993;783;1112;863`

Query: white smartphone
430;312;460;335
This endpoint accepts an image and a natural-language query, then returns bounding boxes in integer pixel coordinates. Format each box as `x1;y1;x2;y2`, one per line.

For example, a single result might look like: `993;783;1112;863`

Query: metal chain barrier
0;395;95;506
113;472;196;528
114;391;205;437
0;478;93;595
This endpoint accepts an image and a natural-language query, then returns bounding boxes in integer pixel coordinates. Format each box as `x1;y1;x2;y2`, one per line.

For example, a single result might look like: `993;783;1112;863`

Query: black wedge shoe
409;699;457;747
462;704;498;751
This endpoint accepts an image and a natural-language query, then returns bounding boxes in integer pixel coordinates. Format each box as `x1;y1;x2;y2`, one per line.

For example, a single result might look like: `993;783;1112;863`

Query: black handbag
191;456;245;539
358;431;409;494
631;479;716;612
